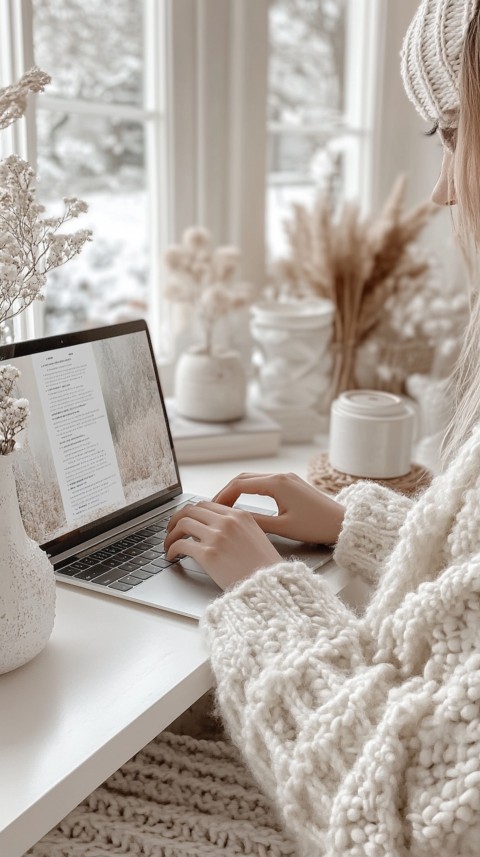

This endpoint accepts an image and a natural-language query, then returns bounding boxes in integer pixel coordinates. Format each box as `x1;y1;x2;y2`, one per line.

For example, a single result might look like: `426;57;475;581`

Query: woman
165;1;480;853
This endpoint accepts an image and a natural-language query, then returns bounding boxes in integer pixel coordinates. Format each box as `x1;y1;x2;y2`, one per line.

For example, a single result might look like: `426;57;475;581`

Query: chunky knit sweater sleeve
201;554;480;855
201;562;393;856
201;432;480;855
333;481;413;583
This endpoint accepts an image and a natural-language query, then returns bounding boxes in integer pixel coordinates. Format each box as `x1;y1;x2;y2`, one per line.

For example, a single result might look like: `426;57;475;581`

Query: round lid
250;298;335;326
334;390;410;418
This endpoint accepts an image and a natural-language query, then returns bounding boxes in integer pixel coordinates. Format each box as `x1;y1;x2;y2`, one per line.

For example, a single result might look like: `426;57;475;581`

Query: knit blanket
26;731;297;857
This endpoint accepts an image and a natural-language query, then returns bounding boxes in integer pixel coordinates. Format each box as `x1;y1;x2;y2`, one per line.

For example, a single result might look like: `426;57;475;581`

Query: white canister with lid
329;390;415;478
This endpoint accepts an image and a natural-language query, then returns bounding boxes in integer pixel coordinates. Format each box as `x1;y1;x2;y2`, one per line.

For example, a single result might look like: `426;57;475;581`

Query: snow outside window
1;0;271;369
2;0;380;358
267;0;379;260
0;0;169;352
30;0;165;341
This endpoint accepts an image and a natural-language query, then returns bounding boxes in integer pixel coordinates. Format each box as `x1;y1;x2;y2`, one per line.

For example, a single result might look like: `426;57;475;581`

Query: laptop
0;320;332;619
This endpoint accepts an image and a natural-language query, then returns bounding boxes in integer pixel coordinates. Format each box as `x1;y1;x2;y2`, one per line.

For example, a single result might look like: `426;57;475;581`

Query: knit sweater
200;426;480;857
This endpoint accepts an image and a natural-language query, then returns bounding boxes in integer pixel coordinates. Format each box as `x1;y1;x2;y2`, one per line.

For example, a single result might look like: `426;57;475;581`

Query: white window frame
0;0;170;354
266;0;387;253
343;0;386;212
167;0;269;288
2;0;392;365
1;0;270;370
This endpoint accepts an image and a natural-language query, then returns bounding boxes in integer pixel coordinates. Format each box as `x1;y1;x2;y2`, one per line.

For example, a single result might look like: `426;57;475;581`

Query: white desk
0;442;348;857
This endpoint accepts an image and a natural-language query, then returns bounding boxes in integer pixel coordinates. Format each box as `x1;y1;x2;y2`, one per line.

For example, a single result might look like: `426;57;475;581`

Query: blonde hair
442;3;480;465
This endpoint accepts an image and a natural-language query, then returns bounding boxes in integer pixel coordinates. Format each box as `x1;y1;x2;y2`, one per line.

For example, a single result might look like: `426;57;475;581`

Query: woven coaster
308;452;432;497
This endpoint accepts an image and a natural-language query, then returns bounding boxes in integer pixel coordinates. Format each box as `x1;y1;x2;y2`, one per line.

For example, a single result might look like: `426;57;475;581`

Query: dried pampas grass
277;176;437;397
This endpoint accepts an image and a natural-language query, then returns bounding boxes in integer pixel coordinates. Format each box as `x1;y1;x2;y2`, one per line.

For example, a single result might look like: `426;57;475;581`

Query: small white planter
175;348;247;422
0;453;56;675
250;298;335;440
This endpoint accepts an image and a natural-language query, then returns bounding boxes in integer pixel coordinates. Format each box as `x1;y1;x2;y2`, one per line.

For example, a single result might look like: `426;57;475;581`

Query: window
32;1;143;336
31;0;167;342
0;0;169;352
1;0;270;360
267;0;380;258
1;0;382;356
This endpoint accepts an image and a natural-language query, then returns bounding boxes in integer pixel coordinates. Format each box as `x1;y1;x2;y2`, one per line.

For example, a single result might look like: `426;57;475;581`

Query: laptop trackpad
176;556;207;574
268;534;333;569
176;537;332;575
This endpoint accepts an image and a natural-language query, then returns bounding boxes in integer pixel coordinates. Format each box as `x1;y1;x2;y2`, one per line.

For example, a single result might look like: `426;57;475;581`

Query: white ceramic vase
0;453;56;675
174;347;247;422
250;298;335;440
250;298;335;409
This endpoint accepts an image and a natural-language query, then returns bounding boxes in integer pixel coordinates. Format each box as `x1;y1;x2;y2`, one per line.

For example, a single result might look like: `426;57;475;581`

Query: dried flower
0;71;92;328
199;284;232;321
276;176;437;396
354;245;469;392
183;226;211;251
0;68;92;456
0;155;92;325
0;67;51;130
0;365;29;454
164;245;187;270
380;247;468;344
164;226;251;354
213;246;240;282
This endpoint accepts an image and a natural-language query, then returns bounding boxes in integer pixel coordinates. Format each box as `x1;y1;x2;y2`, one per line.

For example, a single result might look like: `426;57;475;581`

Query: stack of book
165;399;282;463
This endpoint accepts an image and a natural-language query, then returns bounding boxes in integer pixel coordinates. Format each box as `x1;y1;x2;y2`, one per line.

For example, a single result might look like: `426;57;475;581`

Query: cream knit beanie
401;0;478;126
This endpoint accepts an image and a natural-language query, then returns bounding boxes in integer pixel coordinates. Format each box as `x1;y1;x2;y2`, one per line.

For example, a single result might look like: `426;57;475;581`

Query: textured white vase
250;298;335;440
0;453;56;675
250;298;335;408
175;348;247;422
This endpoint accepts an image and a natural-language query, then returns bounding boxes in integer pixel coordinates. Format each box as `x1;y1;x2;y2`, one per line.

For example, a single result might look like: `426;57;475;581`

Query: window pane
269;0;347;127
267;148;344;257
267;0;349;258
36;112;148;335
32;0;144;106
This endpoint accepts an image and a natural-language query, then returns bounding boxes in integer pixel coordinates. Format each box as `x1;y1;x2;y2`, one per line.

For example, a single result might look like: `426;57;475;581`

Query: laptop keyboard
56;500;199;592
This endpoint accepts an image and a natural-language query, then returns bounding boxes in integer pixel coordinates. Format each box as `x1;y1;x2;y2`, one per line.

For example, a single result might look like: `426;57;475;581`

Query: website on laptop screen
2;329;179;548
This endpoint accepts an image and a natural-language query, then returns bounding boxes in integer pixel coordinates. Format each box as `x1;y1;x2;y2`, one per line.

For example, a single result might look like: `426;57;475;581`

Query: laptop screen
0;320;182;556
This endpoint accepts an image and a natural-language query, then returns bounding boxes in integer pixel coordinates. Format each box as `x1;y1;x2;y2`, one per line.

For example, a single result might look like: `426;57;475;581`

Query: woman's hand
164;501;283;591
213;471;345;546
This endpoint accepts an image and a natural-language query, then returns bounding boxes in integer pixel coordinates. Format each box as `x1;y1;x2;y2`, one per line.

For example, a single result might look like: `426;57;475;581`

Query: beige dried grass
278;176;437;397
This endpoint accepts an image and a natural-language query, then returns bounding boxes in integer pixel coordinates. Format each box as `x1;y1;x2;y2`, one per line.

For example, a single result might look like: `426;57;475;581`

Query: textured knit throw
26;731;296;857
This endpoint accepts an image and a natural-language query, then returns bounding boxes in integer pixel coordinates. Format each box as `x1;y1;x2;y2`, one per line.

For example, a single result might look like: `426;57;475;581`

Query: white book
165;399;282;463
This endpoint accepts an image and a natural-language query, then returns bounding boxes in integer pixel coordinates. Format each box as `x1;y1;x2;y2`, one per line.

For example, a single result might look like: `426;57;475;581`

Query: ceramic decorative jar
250;297;335;441
0;453;56;674
174;347;247;422
329;390;415;478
